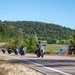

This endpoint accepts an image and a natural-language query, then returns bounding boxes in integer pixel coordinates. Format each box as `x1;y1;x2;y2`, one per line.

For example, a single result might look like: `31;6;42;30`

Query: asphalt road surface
0;52;75;75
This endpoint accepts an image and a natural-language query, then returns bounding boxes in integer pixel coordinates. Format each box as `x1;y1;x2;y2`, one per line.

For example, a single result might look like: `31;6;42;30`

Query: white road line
25;60;71;75
0;54;71;75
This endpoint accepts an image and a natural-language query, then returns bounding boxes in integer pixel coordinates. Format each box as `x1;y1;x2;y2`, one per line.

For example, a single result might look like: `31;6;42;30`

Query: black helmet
39;41;41;43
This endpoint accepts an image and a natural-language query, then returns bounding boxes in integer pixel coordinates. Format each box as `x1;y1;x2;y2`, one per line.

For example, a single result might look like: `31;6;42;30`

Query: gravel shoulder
0;56;44;75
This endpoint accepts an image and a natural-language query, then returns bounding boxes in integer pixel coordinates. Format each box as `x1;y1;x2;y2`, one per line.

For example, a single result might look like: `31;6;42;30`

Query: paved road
0;52;75;75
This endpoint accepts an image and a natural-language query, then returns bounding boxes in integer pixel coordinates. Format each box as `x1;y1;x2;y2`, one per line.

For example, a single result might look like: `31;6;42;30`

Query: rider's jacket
20;46;26;51
2;47;6;51
36;43;45;51
15;47;19;51
8;47;12;51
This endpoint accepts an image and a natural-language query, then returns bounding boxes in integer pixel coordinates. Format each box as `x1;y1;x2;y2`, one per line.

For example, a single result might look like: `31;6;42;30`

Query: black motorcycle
8;47;12;54
2;49;6;54
14;48;19;55
19;47;26;55
2;47;6;54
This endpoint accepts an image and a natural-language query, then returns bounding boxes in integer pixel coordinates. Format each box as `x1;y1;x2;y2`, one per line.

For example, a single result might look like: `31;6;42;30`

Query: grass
39;40;47;44
45;44;65;53
40;41;65;53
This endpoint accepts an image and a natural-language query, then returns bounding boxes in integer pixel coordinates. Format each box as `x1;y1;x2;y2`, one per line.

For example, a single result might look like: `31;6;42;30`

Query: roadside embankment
0;56;44;75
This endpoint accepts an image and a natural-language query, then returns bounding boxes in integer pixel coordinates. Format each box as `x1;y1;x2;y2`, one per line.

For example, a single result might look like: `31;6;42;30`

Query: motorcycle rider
36;41;46;55
8;47;12;54
19;45;26;55
2;47;6;53
14;46;19;55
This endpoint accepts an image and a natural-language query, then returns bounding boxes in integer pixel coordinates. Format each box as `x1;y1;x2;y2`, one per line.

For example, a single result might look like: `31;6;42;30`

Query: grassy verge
45;44;64;53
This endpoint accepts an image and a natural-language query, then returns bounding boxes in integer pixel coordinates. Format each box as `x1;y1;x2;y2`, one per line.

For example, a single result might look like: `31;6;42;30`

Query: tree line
3;20;74;44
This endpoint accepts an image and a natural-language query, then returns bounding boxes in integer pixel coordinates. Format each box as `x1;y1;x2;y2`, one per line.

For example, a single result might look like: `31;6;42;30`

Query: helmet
39;41;41;43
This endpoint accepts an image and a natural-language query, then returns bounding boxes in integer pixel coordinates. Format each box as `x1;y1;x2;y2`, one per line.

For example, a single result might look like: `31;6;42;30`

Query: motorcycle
8;50;12;54
36;42;46;58
8;47;12;54
19;47;26;55
14;48;19;55
2;49;6;54
36;47;45;58
2;47;6;54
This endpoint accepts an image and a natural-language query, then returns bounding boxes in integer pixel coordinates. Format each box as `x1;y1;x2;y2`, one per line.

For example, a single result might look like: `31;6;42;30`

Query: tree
69;30;75;55
26;35;37;53
47;38;56;44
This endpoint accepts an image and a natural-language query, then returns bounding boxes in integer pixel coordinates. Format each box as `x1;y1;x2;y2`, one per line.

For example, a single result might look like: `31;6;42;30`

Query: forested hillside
0;20;74;44
2;21;74;44
0;21;20;42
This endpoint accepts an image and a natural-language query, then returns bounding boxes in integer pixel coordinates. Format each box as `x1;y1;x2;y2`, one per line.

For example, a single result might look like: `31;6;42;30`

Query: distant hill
0;20;74;43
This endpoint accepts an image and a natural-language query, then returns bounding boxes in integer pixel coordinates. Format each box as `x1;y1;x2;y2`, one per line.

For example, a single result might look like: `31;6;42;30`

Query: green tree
26;35;37;53
69;30;75;55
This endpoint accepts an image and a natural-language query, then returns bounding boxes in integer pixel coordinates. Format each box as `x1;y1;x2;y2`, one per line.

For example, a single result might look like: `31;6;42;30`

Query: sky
0;0;75;29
